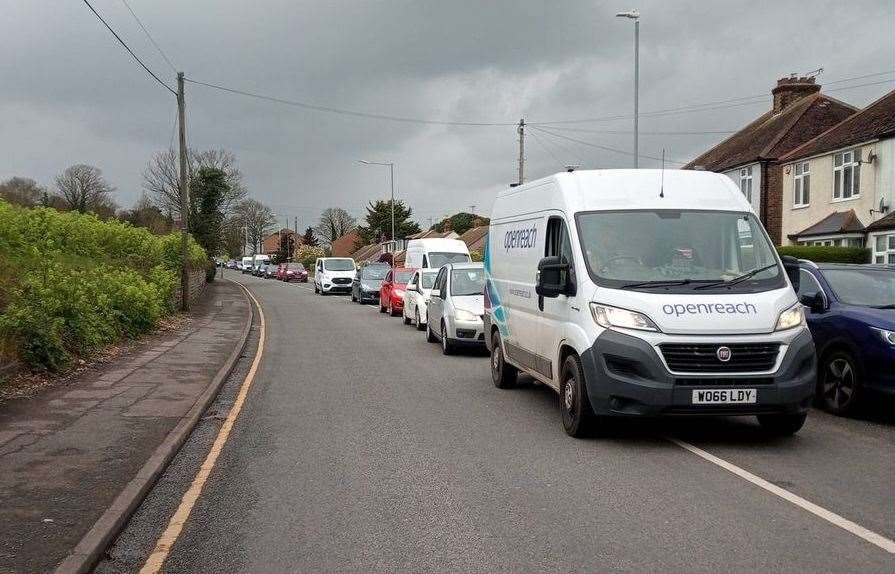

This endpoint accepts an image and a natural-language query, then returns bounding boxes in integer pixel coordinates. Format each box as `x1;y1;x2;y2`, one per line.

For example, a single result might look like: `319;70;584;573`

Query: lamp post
616;9;640;168
358;160;396;248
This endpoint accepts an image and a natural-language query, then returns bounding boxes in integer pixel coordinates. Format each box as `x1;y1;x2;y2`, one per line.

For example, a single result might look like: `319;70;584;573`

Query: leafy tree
188;167;229;257
301;226;318;247
295;244;325;271
220;217;246;259
0;177;44;207
54;164;116;214
432;212;489;235
315;207;356;246
275;233;296;263
355;199;421;248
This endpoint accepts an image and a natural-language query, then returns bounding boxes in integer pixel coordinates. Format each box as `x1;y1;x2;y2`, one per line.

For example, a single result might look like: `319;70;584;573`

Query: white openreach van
484;170;816;437
404;238;471;270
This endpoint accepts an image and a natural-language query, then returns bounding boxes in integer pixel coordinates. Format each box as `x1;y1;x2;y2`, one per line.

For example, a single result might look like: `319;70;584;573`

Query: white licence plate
691;388;757;405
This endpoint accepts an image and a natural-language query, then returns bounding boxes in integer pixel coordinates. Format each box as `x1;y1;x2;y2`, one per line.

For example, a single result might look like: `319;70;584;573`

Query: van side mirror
780;255;800;292
536;256;571;298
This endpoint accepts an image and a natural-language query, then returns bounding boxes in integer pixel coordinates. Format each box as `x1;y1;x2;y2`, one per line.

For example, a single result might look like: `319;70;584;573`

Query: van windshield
576;210;784;293
429;252;470;268
323;259;355;271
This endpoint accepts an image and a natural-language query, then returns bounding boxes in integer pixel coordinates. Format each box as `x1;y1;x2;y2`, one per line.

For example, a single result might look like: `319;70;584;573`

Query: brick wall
171;268;208;309
764;163;784;245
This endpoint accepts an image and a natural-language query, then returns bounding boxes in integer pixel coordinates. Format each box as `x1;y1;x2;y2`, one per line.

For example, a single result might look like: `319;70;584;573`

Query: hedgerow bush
0;201;206;371
776;245;870;264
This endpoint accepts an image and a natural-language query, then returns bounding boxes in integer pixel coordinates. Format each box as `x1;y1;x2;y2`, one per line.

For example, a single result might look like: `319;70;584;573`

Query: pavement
95;274;895;573
0;279;251;574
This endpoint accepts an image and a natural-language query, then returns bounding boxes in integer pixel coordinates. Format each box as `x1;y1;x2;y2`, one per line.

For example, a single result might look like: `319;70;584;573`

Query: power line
531;125;686;165
80;0;175;95
542;126;737;136
184;77;518;126
528;128;565;168
119;0;177;73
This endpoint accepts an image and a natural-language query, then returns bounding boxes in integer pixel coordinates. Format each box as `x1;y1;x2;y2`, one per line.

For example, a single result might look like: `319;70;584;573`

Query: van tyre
757;412;808;436
441;321;455;355
415;309;425;331
426;320;437;343
403;311;411;325
490;332;517;389
818;351;863;416
560;354;597;438
314;284;319;294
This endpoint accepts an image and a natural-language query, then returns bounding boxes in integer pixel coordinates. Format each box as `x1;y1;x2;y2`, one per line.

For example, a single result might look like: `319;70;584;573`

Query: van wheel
441;321;454;355
402;310;411;325
490;332;517;389
818;351;863;415
314;284;319;294
415;309;425;331
560;354;597;438
757;412;808;436
426;319;437;343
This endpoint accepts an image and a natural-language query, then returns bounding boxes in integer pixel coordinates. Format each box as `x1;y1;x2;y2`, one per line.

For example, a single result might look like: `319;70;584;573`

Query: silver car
426;263;486;354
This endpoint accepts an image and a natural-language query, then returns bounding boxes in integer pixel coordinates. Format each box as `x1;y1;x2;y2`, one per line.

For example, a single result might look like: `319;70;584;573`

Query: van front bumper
580;328;816;417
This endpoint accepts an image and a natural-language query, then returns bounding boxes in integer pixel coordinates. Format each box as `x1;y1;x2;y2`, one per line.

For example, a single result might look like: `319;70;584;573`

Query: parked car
278;262;308;282
426;263;486;354
351;263;389;304
252;264;266;277
402;269;439;330
314;257;356;294
379;267;416;316
263;264;278;279
796;261;895;415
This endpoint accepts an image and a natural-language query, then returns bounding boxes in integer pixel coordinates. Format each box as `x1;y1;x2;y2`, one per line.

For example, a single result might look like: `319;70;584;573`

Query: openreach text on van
503;226;537;252
662;302;758;317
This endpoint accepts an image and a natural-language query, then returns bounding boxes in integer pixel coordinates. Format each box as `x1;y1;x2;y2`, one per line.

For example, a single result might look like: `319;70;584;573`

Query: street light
616;9;640;168
358;160;396;249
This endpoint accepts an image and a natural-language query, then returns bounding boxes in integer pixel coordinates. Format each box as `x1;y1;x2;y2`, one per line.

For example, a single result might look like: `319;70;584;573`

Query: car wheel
379;300;387;313
560;354;597;438
757;412;808;436
415;309;425;332
390;302;400;317
426;319;437;343
402;308;411;325
314;284;319;294
818;351;863;415
351;292;357;302
490;331;518;389
441;321;454;355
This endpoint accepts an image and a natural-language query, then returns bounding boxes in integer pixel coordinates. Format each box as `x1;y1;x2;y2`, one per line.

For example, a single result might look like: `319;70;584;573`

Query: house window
793;162;810;206
739;166;753;202
873;234;895;264
833;149;860;200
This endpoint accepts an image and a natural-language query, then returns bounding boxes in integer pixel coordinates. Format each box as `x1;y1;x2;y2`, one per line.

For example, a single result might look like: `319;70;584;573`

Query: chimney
772;76;820;113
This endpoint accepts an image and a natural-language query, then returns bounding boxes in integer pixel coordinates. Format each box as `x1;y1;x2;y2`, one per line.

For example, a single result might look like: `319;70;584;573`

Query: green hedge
776;245;871;264
0;201;206;371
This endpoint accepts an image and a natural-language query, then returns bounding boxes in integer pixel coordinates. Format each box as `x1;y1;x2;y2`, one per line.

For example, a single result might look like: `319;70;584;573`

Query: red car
379;267;416;316
278;262;308;282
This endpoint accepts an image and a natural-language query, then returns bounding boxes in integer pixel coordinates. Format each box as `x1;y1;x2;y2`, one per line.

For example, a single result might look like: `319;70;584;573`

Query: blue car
795;261;895;415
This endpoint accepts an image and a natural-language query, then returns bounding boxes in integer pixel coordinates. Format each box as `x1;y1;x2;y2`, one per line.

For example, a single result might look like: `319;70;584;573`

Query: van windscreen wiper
693;263;779;290
621;279;692;289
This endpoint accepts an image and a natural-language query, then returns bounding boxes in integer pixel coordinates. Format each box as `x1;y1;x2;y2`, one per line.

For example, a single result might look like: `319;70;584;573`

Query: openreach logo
504;225;537;252
662;301;758;317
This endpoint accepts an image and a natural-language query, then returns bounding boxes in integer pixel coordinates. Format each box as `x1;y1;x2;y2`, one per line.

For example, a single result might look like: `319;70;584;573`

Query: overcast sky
2;0;893;228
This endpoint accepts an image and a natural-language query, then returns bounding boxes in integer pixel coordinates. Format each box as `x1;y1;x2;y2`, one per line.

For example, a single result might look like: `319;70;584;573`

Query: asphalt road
98;273;895;573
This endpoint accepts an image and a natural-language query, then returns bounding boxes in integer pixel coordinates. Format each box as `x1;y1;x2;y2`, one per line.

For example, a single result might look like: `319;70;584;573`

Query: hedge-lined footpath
777;245;871;264
0;200;207;371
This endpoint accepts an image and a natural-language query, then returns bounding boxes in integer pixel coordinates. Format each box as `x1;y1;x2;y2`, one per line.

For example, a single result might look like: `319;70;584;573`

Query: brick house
330;230;360;257
261;228;298;255
778;88;895;259
684;77;858;244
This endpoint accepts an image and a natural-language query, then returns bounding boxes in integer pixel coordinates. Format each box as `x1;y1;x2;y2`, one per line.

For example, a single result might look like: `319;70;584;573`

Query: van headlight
775;303;805;331
872;328;895;345
454;309;480;322
590;303;659;332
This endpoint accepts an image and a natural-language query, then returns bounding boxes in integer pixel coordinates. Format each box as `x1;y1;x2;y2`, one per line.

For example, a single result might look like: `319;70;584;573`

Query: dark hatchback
796;261;895;415
351;263;389;304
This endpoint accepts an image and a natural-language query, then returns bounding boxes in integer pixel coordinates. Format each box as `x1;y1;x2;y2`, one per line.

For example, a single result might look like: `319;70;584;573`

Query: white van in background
484;169;816;438
404;238;471;270
241;254;269;274
314;257;357;294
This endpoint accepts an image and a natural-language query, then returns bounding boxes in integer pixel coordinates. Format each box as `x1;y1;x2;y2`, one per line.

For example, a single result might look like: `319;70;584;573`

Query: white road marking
139;283;267;573
669;437;895;554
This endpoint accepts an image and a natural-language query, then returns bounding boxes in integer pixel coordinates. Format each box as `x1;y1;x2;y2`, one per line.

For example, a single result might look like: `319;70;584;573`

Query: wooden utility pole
517;118;525;186
177;72;190;311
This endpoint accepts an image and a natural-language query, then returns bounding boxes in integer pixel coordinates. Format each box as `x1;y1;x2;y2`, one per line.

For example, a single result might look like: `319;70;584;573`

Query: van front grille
659;343;780;373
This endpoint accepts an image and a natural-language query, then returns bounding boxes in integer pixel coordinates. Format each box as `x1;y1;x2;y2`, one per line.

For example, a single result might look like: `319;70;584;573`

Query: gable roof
788;210;865;239
684;94;858;172
866;211;895;233
330;230;360;257
458;225;489;252
780;89;895;162
350;243;380;263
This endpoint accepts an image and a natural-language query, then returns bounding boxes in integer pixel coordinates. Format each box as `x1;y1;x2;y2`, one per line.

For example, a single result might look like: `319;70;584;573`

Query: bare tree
142;147;247;219
0;177;44;207
234;199;276;255
314;207;356;246
54;164;115;213
121;194;174;234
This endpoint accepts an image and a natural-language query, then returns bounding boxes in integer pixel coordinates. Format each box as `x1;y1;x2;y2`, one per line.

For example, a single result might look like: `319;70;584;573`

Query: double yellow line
140;284;266;573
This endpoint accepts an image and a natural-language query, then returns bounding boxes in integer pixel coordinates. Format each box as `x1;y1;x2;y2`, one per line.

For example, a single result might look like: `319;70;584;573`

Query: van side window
545;217;575;288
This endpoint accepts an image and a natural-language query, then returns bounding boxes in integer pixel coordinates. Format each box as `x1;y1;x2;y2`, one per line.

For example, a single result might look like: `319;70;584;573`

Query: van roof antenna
659;149;665;198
